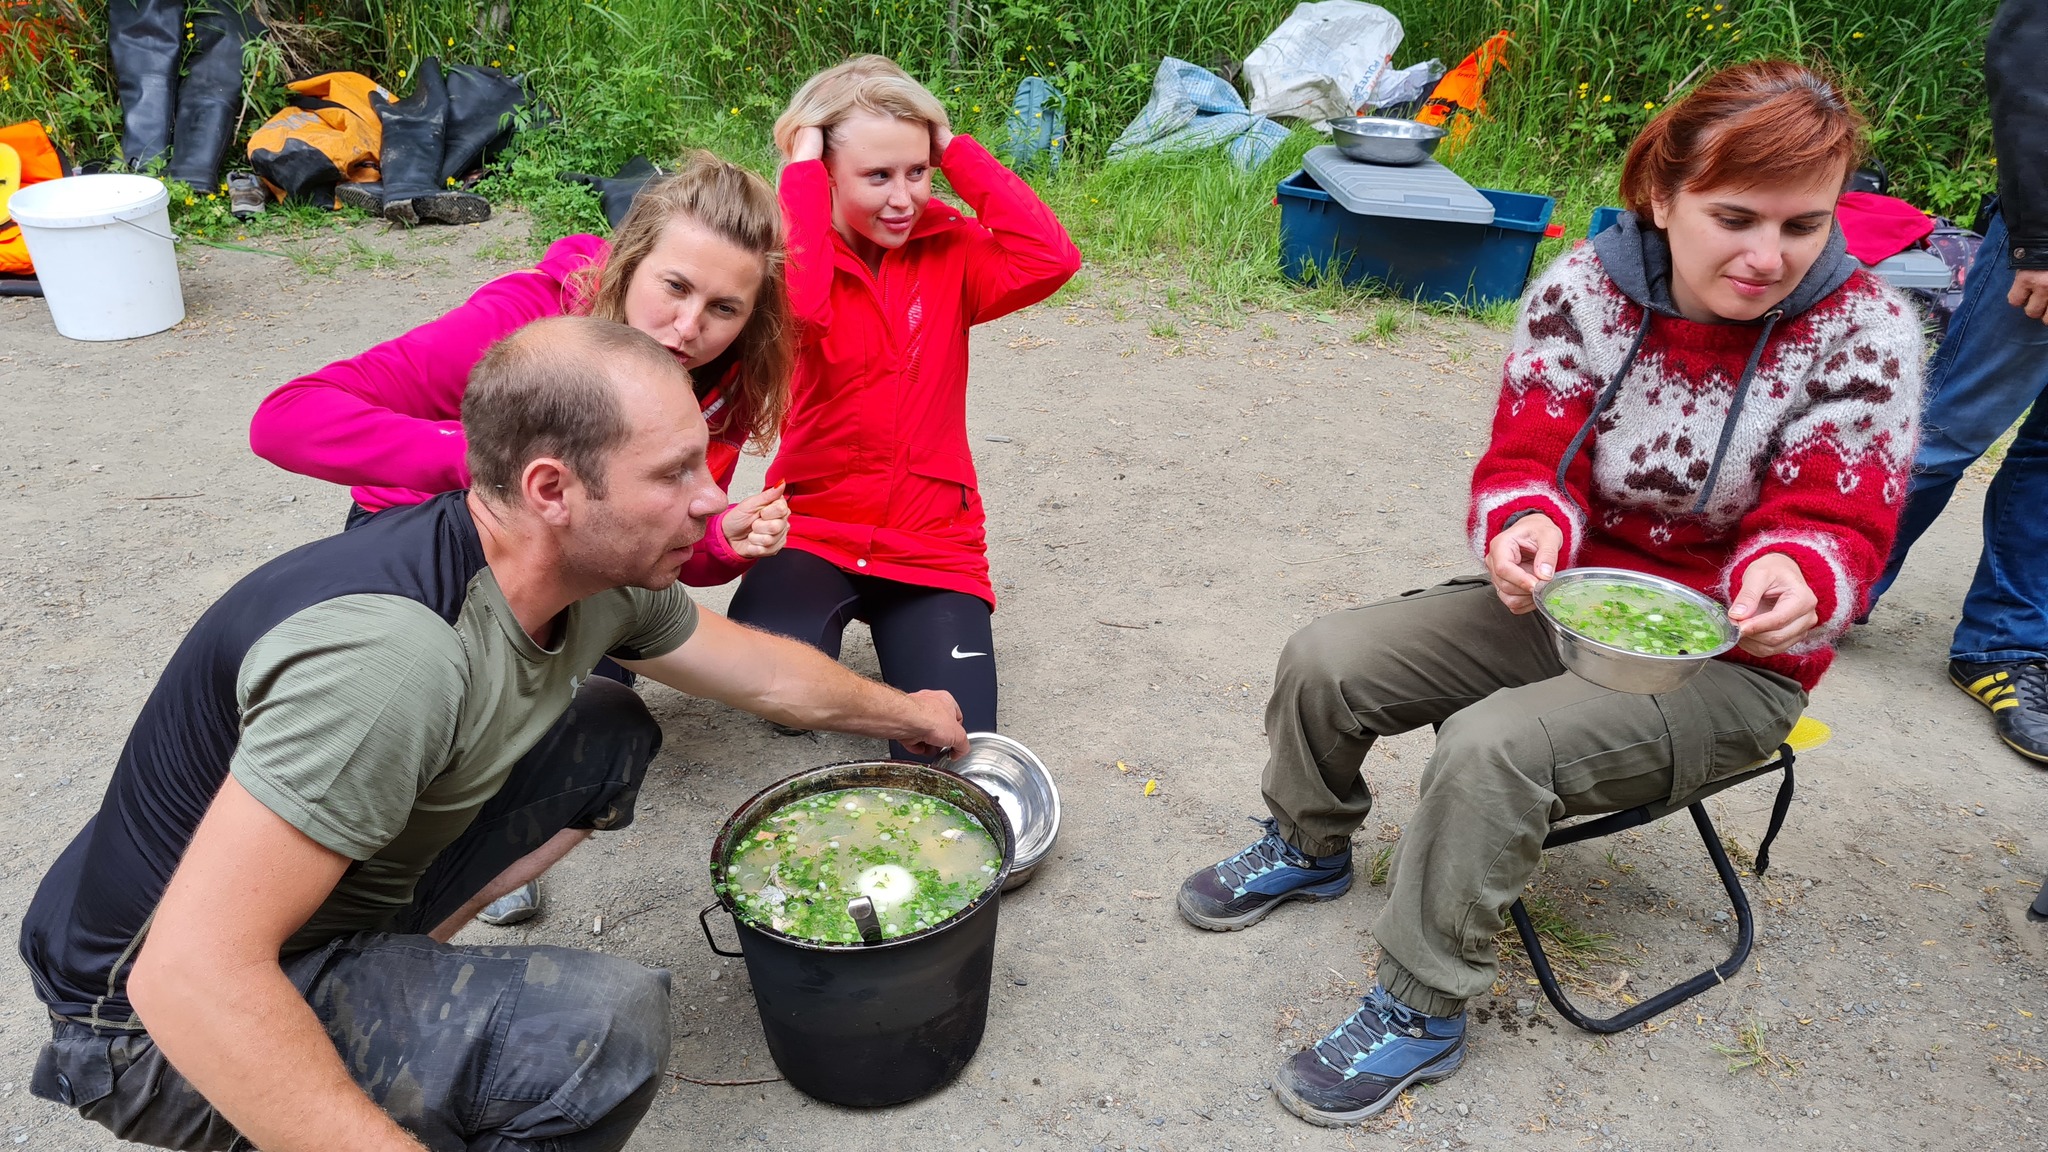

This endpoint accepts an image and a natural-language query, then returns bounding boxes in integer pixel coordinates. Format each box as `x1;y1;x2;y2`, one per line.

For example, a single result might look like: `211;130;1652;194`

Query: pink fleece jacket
249;233;755;585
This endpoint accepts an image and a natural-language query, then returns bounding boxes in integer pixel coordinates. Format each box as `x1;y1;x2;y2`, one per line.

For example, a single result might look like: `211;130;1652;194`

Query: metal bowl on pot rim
1535;567;1740;695
939;732;1060;891
1328;116;1448;166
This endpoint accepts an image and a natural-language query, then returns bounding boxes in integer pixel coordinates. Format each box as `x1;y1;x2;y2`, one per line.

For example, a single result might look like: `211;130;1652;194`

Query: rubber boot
560;156;661;229
108;0;182;171
375;59;489;226
440;64;527;184
167;0;264;192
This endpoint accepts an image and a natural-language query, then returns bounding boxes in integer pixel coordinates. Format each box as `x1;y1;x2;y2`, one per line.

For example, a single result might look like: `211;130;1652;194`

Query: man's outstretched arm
624;608;969;758
126;777;428;1152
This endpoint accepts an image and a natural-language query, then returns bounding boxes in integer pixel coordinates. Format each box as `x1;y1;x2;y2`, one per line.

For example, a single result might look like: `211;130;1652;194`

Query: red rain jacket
770;135;1080;606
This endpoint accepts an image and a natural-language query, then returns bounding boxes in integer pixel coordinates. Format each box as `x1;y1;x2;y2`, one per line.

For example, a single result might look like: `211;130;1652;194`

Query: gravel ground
0;213;2042;1152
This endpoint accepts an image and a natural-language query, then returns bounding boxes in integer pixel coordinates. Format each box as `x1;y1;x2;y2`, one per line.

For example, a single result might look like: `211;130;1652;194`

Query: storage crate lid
1301;146;1495;226
1866;248;1951;291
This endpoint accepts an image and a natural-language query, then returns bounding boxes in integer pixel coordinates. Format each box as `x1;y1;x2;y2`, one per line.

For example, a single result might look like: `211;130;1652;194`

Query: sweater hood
1590;210;1858;323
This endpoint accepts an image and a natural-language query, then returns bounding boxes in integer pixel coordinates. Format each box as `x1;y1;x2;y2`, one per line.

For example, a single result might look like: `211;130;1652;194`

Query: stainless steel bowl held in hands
1328;116;1448;166
1535;567;1741;695
939;732;1061;891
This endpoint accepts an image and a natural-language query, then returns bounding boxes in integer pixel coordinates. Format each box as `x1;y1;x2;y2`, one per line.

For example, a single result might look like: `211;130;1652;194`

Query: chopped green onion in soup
1543;579;1727;657
723;787;999;943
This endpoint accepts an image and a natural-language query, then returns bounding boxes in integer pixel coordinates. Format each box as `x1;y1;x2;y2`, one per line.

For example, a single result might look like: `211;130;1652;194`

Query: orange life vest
0;120;66;276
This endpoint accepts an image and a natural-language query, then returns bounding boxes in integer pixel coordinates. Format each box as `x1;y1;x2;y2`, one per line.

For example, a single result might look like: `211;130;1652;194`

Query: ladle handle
697;901;745;958
846;896;884;945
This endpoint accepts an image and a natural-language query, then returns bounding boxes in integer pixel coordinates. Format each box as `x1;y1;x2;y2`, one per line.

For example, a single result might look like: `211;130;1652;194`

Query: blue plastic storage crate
1277;169;1555;307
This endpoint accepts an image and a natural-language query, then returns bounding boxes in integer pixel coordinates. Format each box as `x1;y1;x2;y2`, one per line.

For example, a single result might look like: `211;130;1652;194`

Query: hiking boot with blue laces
1177;817;1352;931
1274;984;1466;1127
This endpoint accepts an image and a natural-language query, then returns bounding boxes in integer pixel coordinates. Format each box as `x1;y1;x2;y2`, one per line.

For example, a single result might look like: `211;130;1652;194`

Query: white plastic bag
1369;58;1444;112
1244;1;1404;124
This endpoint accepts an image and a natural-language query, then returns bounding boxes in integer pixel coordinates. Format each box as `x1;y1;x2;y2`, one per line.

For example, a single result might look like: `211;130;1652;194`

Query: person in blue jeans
1867;0;2048;765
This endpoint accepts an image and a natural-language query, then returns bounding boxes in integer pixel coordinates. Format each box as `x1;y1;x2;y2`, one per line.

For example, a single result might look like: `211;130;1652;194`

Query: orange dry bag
247;72;393;204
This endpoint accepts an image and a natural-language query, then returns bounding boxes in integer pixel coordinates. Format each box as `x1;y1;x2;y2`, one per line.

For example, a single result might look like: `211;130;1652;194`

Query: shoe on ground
225;171;266;218
386;189;491;227
1274;985;1466;1127
1177;816;1351;931
476;879;541;926
334;180;384;215
1949;658;2048;763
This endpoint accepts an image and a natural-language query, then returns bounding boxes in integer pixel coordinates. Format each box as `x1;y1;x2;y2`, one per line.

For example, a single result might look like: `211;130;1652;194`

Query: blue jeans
1871;210;2048;664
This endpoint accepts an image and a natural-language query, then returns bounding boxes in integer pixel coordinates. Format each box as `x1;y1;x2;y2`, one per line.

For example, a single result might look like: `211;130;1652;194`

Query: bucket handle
117;216;179;244
698;901;745;958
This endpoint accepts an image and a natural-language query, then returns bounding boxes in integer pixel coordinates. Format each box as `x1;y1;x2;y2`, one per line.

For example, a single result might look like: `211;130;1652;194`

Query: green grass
1502;891;1621;971
1367;845;1394;886
0;0;2001;309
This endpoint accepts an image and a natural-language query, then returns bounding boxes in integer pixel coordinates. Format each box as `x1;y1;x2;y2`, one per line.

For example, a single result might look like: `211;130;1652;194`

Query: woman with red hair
1177;61;1925;1124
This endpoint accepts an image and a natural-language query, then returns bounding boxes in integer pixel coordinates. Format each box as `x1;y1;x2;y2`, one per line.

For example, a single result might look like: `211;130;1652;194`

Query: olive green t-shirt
229;570;697;952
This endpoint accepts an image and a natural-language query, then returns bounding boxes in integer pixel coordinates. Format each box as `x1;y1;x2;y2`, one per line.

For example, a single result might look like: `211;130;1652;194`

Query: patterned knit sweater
1468;242;1925;690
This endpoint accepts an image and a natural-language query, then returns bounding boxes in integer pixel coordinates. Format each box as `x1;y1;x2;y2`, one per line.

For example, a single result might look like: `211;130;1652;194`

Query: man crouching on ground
17;315;967;1151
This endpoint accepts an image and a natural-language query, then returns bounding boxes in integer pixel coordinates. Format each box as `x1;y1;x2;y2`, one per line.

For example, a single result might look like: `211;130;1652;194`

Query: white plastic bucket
10;174;184;341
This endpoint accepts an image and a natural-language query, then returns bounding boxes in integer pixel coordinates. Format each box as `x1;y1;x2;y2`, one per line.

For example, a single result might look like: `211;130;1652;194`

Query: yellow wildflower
446;37;454;47
1852;31;1864;39
1601;94;1612;103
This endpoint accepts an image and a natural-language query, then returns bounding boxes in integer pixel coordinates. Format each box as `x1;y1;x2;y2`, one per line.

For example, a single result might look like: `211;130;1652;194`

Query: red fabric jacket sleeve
778;159;838;334
939;135;1082;323
1466;264;1606;565
248;236;601;495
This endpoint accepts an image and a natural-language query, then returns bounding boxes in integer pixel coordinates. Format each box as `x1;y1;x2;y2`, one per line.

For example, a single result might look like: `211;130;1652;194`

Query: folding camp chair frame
1508;743;1798;1035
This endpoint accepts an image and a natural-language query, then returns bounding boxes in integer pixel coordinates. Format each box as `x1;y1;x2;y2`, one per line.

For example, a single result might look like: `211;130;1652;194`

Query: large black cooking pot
700;760;1014;1107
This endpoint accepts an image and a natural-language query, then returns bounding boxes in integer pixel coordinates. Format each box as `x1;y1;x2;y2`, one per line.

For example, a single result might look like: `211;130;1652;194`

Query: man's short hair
462;316;690;501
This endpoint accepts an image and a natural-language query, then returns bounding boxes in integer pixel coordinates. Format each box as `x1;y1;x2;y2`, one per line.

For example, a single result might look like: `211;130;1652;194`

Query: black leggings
727;548;996;759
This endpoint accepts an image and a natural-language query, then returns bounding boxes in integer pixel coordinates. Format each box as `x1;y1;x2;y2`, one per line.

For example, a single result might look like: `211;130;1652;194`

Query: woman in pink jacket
250;151;796;587
726;56;1081;758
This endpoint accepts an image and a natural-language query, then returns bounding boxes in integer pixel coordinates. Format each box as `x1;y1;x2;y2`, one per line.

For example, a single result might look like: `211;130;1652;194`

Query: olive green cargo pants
1260;577;1806;1017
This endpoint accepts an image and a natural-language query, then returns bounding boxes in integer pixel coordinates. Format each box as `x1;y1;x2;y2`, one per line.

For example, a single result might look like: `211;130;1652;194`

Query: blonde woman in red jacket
728;55;1081;757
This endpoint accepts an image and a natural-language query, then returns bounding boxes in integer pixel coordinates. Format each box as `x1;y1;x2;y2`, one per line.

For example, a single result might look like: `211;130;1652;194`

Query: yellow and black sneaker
1949;659;2048;764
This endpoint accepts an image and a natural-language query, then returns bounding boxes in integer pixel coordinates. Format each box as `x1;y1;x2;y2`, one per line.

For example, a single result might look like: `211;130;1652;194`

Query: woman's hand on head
722;484;789;560
1485;513;1562;614
789;125;826;163
1728;553;1818;657
929;121;954;165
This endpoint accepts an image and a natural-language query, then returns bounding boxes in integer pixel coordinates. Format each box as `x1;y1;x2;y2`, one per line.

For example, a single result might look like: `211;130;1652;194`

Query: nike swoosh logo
950;646;988;659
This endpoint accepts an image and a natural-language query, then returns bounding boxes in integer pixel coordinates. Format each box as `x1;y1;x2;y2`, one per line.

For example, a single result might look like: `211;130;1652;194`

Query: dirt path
1;214;2042;1152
